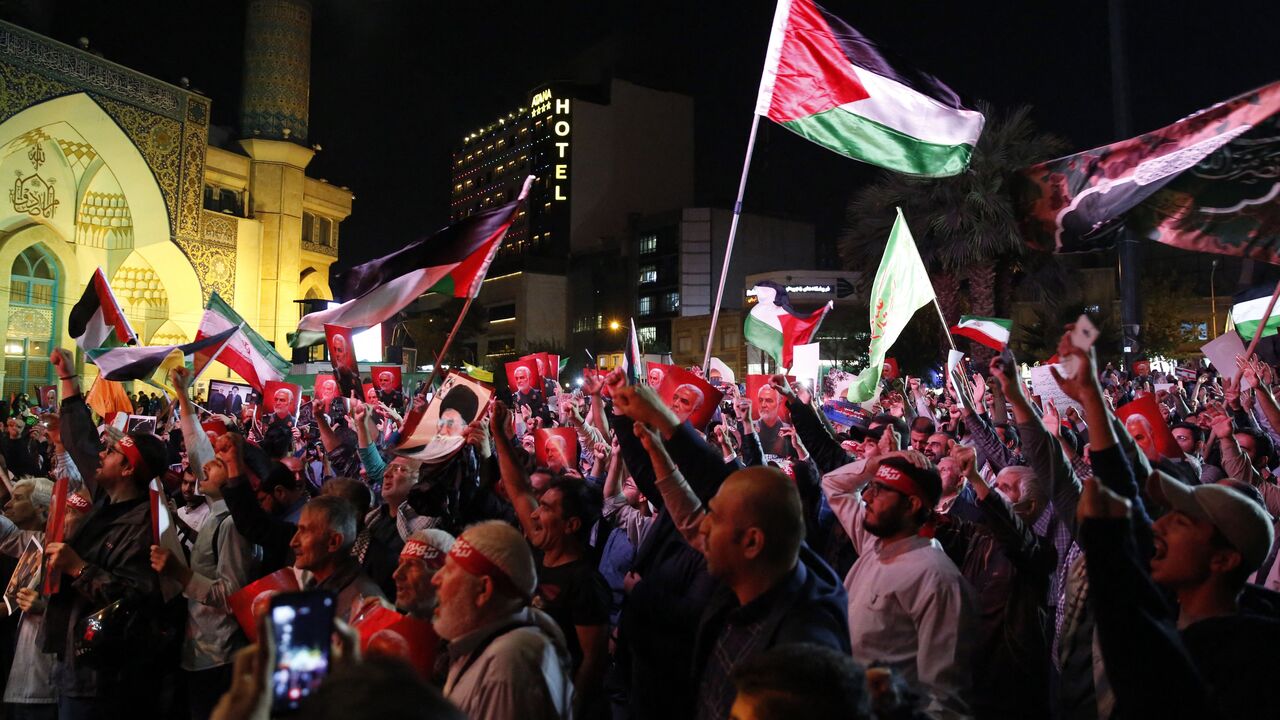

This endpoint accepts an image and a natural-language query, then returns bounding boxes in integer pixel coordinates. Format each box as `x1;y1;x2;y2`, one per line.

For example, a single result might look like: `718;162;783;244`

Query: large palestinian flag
293;176;533;347
1018;80;1280;262
68;267;136;352
755;0;985;177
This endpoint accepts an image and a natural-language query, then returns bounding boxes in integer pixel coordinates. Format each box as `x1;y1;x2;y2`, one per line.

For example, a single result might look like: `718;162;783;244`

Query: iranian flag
755;0;985;177
950;316;1012;350
744;282;833;370
293;176;533;347
193;293;291;391
68;267;137;352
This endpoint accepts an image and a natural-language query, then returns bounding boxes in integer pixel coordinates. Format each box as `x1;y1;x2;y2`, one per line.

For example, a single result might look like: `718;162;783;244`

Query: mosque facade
0;0;351;397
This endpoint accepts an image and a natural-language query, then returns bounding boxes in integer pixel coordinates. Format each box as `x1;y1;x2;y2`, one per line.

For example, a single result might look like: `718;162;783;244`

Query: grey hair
305;495;359;552
14;476;53;510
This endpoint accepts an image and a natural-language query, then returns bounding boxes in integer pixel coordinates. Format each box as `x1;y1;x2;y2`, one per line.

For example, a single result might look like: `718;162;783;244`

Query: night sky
11;0;1279;280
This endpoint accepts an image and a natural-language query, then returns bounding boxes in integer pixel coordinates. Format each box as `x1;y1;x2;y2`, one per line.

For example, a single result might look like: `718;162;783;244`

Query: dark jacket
691;543;850;683
364;505;404;599
223;477;296;574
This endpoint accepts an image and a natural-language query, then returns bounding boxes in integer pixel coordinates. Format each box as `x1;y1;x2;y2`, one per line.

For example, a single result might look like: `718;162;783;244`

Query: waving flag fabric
755;0;985;176
88;326;239;382
68;267;136;351
193;293;290;391
745;282;833;370
950;316;1012;350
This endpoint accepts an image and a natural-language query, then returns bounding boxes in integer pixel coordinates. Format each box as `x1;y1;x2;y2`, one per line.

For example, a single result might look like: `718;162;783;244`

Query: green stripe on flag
744;315;785;365
427;275;456;296
780;107;974;178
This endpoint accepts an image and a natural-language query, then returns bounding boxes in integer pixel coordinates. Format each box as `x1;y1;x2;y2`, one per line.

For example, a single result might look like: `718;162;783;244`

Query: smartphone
269;590;337;715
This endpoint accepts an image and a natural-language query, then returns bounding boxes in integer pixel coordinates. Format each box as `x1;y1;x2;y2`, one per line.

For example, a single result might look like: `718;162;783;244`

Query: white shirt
177;502;211;547
823;462;977;720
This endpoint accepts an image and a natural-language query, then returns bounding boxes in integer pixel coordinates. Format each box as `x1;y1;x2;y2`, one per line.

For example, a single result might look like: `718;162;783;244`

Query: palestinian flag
193;293;291;391
87;326;239;382
293;176;533;347
755;0;985;177
68;267;137;351
1018;80;1280;261
745;282;833;370
950;316;1012;350
1231;284;1280;341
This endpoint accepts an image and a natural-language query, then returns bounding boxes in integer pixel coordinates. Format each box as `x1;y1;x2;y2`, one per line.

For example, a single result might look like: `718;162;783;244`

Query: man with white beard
432;520;575;719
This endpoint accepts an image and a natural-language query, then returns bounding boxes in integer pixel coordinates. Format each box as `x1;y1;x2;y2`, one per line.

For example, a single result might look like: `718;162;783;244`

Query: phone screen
270;590;336;715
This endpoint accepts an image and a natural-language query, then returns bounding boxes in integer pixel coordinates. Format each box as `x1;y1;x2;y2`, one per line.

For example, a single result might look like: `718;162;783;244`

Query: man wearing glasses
822;451;977;720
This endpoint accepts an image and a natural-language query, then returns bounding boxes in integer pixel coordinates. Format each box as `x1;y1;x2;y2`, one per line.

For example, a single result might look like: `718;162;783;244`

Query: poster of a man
654;365;722;430
746;375;796;457
324;324;363;400
535;427;579;474
259;381;302;426
208;380;252;417
505;358;545;418
1116;394;1184;461
647;362;668;389
396;371;493;464
370;365;405;409
35;384;56;410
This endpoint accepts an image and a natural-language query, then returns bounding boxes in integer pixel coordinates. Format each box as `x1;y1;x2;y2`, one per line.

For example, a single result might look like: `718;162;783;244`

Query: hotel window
637;325;657;344
488;303;516;322
638;296;654;316
639;234;658;255
639;265;657;284
662;292;680;313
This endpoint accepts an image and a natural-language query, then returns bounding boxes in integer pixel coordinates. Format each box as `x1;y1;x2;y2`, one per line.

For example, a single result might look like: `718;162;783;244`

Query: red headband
66;492;91;511
448;536;528;601
116;436;152;480
874;463;926;502
400;539;445;570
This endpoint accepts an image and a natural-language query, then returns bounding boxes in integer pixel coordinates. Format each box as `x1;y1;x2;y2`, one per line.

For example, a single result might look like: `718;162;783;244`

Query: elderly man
432;520;574;720
669;383;705;425
754;383;794;457
290;495;385;619
647;365;666;389
268;386;297;427
615;381;849;720
375;371;406;410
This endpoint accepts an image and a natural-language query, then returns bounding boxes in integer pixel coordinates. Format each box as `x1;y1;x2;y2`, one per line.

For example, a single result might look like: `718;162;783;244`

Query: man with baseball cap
1079;470;1280;718
432;520;574;719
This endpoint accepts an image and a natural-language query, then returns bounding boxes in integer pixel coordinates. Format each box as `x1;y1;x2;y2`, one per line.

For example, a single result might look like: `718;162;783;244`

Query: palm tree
838;103;1069;354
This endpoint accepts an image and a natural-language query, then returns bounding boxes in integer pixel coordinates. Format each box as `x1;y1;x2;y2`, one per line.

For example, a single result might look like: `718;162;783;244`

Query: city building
577;207;815;374
443;78;694;364
0;0;352;395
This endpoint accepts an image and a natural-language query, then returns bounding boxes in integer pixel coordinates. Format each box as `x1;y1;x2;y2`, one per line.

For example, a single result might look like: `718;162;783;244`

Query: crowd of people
1;326;1279;720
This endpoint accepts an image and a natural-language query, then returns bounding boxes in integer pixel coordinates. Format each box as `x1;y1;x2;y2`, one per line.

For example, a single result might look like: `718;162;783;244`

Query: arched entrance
4;243;58;397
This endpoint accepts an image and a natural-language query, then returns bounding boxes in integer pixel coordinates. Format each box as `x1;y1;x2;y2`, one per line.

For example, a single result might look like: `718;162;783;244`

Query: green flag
848;208;936;402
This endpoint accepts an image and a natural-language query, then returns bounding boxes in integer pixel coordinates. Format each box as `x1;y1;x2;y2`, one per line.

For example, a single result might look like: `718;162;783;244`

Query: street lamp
609;320;621;332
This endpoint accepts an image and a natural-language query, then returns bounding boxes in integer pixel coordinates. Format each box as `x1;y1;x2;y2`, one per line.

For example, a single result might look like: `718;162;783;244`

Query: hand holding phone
269;590;337;715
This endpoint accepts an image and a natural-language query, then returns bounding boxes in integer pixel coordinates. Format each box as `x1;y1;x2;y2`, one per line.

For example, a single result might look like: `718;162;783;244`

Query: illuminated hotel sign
531;88;571;202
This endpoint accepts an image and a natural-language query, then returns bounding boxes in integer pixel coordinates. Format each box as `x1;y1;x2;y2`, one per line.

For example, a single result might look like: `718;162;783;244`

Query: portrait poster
396;371;494;464
535;427;579;472
3;536;42;615
645;362;674;389
313;374;342;409
362;383;380;405
505;357;544;413
370;365;403;393
746;375;795;424
1116;394;1185;461
35;384;56;409
259;381;302;425
207;379;252;417
656;365;723;431
352;608;438;680
324;324;362;399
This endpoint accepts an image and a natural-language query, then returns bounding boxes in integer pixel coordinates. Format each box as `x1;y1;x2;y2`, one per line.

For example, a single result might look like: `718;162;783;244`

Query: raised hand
581;369;605;396
1042;399;1062;437
1077;476;1132;523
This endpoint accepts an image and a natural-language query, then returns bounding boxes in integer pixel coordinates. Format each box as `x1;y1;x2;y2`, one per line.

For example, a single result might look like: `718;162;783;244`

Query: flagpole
703;113;764;375
421;295;475;397
932;299;957;351
1244;277;1280;361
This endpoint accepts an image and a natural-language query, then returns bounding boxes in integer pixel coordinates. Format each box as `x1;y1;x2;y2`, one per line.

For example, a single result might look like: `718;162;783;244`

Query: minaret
239;0;315;350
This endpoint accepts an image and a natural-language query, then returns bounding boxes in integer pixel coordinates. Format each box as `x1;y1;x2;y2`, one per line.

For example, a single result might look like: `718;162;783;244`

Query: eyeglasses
861;481;906;500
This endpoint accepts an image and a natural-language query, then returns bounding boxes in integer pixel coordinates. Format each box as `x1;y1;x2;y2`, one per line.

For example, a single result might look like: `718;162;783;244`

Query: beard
863;508;908;538
432;592;484;641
